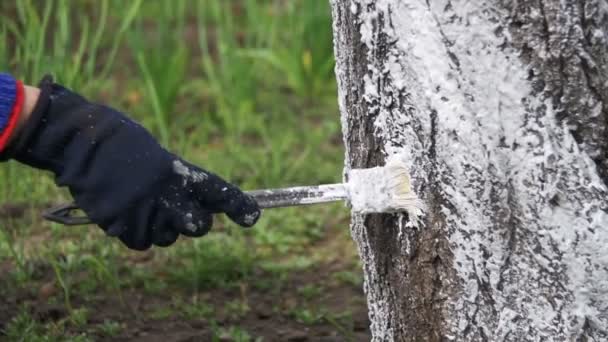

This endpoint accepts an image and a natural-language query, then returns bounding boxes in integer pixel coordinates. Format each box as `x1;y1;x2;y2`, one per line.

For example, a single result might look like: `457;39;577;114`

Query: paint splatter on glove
0;76;260;250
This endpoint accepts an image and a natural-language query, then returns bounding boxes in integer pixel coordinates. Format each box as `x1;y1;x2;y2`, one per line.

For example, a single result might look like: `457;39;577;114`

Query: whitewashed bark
330;0;608;341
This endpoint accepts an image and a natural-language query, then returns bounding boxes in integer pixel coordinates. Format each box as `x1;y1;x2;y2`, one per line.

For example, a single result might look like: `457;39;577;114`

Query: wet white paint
347;154;424;220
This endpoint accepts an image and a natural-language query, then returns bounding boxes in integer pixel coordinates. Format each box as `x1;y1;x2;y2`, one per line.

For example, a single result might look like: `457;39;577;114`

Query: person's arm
0;74;260;250
0;72;40;148
8;85;39;145
16;86;39;133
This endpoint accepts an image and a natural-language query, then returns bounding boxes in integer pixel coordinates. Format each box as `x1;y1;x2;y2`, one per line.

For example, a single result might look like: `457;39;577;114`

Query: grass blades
130;0;188;147
0;1;363;340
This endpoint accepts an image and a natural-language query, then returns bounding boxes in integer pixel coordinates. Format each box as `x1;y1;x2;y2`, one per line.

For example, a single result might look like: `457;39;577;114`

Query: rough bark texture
330;0;608;341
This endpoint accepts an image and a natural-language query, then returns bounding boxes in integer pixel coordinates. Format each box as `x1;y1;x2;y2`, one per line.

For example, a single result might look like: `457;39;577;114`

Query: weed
252;276;283;293
333;270;364;288
297;284;324;300
325;311;356;342
224;299;250;320
0;227;31;284
2;308;38;340
80;255;125;306
141;277;169;295
97;319;123;337
1;305;92;341
129;0;189;146
181;300;215;320
195;0;261;137
69;308;89;328
169;232;255;290
148;306;173;320
290;307;326;325
241;1;336;100
49;257;72;314
259;256;315;276
213;325;256;342
5;0;141;90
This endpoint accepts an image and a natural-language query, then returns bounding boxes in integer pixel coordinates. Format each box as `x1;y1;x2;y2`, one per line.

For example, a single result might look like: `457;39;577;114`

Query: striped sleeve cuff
0;73;17;132
0;74;23;152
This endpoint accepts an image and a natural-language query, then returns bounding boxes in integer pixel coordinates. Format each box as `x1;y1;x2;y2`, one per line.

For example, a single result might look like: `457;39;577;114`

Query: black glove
1;76;260;250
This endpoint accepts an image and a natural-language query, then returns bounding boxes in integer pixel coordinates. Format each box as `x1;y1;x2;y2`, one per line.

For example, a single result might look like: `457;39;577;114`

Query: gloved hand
0;76;260;250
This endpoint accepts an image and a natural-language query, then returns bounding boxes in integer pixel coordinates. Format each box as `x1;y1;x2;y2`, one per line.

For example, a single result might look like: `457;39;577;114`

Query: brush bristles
347;159;425;219
384;162;425;218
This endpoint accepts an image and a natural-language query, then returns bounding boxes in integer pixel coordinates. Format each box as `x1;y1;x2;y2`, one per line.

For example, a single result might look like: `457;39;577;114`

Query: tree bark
330;0;608;341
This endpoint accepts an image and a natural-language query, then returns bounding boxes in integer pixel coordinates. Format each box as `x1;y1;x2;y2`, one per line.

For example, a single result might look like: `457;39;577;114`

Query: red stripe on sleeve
0;80;25;152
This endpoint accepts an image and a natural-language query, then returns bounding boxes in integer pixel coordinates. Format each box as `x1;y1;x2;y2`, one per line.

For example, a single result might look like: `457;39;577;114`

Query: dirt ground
0;205;371;341
1;265;370;341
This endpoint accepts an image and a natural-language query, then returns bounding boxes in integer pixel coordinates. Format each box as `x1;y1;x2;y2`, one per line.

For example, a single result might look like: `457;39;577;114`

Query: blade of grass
65;19;90;87
99;0;142;79
136;52;170;147
86;0;109;77
50;257;73;314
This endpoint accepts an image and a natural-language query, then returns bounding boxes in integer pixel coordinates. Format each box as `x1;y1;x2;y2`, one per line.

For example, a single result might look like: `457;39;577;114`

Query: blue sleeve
0;73;17;133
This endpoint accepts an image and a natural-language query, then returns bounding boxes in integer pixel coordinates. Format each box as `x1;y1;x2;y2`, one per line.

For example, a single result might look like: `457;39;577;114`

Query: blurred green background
0;1;368;341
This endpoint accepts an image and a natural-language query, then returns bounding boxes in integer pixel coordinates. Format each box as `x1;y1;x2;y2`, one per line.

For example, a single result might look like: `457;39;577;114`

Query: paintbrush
42;158;424;225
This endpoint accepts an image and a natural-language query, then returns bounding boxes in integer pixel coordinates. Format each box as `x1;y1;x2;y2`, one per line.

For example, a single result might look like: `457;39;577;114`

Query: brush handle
42;183;348;225
248;183;348;208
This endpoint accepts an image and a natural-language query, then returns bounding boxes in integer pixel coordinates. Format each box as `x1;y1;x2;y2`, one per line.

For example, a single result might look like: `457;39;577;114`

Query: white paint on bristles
347;154;424;220
335;0;608;339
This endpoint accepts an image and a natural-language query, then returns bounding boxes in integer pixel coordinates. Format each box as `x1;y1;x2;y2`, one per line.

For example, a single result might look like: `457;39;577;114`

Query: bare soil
1;265;370;341
0;206;371;341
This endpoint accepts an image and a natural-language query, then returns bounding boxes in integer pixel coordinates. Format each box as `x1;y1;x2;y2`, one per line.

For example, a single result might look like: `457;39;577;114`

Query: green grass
168;233;256;291
213;325;257;342
0;0;362;340
97;319;123;338
3;305;93;341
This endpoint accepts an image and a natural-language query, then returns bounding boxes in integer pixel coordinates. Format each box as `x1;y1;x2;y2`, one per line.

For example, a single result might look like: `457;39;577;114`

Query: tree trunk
330;0;608;341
